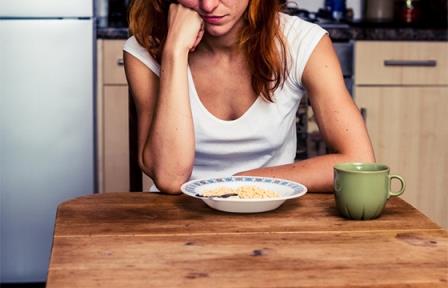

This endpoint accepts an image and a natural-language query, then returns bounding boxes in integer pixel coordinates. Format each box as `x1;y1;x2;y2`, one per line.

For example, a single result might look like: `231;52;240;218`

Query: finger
191;23;204;52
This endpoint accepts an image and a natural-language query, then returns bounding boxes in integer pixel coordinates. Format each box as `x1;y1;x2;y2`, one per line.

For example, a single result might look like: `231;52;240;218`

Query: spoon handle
195;193;239;198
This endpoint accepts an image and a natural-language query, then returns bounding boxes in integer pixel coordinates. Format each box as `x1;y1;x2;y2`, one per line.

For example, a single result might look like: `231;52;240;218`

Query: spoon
195;193;239;199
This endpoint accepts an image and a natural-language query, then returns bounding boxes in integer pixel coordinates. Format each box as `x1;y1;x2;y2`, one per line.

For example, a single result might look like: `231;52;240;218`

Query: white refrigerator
0;0;96;283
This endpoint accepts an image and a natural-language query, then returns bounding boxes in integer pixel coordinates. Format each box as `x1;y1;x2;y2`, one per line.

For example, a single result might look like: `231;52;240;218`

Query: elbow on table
140;153;192;194
339;140;376;164
365;153;376;163
153;176;186;195
345;150;376;164
152;168;192;195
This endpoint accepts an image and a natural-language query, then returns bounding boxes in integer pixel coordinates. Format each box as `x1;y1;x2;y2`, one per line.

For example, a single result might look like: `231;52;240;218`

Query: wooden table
47;193;448;287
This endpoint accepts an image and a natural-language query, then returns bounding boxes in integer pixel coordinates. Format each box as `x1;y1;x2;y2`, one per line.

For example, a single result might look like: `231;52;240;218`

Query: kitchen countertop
327;25;448;41
97;24;448;41
97;27;129;40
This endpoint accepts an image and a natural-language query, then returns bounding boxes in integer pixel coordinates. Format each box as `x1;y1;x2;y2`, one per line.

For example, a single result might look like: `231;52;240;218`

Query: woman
123;0;375;194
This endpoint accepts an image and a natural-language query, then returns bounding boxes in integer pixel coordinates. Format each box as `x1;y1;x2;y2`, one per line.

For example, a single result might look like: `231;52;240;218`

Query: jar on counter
365;0;395;22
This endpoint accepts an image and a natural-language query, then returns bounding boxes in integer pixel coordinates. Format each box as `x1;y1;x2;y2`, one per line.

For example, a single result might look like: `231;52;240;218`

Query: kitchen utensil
195;193;239;198
365;0;395;22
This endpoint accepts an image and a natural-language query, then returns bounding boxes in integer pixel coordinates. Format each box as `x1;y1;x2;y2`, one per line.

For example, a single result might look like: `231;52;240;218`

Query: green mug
333;163;405;220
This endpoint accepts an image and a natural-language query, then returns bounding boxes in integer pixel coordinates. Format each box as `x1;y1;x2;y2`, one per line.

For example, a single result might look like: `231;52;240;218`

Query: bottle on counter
395;0;423;25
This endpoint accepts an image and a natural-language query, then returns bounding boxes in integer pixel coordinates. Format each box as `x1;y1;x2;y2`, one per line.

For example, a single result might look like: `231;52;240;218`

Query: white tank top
124;13;327;188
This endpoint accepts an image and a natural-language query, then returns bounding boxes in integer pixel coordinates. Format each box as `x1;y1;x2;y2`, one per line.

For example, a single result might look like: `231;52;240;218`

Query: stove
282;6;351;29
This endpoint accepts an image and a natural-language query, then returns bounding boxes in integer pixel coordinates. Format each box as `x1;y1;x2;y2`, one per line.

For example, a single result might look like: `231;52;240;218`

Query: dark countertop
97;25;448;41
327;26;448;41
97;27;129;40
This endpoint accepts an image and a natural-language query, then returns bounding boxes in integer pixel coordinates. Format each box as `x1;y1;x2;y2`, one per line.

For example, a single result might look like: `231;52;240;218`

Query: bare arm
236;35;375;192
124;4;204;194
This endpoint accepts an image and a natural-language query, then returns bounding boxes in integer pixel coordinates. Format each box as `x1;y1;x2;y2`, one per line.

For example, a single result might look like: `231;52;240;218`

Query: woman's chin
204;25;230;37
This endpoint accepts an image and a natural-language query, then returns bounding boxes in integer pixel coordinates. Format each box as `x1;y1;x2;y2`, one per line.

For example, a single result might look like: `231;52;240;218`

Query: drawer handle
117;58;124;66
384;60;437;67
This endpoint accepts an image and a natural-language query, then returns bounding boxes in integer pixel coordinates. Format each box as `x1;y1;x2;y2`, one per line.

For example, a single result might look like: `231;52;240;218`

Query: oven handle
384;60;437;67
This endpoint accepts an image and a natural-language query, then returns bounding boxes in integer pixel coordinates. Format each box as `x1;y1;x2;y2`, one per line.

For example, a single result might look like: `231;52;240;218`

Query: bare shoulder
302;35;346;95
123;51;159;110
124;51;157;78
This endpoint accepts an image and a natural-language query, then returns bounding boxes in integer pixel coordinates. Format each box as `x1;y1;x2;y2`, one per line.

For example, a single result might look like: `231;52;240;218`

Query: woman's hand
132;3;200;194
165;3;204;54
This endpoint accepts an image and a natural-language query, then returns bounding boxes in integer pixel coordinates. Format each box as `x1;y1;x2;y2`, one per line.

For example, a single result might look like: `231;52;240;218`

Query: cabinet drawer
103;40;127;85
355;41;448;85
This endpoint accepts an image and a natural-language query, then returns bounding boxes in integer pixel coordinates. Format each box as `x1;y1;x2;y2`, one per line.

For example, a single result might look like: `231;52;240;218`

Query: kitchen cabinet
354;41;448;228
97;39;153;192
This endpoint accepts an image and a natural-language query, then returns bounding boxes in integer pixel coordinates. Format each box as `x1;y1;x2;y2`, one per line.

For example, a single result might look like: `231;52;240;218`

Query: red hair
128;0;288;102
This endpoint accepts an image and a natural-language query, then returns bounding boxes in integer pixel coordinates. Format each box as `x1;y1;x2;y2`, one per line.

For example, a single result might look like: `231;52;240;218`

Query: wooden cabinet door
103;40;128;85
98;39;155;192
355;86;448;228
103;85;130;192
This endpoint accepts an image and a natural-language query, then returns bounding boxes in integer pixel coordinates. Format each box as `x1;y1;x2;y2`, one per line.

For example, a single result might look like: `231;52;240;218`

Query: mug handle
388;175;406;199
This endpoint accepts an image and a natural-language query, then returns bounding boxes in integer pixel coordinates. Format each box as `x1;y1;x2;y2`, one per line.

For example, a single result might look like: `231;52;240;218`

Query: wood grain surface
54;193;440;236
47;193;448;287
48;230;448;288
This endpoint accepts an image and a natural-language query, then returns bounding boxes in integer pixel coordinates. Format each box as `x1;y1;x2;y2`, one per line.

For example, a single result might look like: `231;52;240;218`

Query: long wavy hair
128;0;288;102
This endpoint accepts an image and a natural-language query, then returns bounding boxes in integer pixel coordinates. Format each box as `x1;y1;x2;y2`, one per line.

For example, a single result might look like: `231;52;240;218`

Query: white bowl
180;176;307;213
